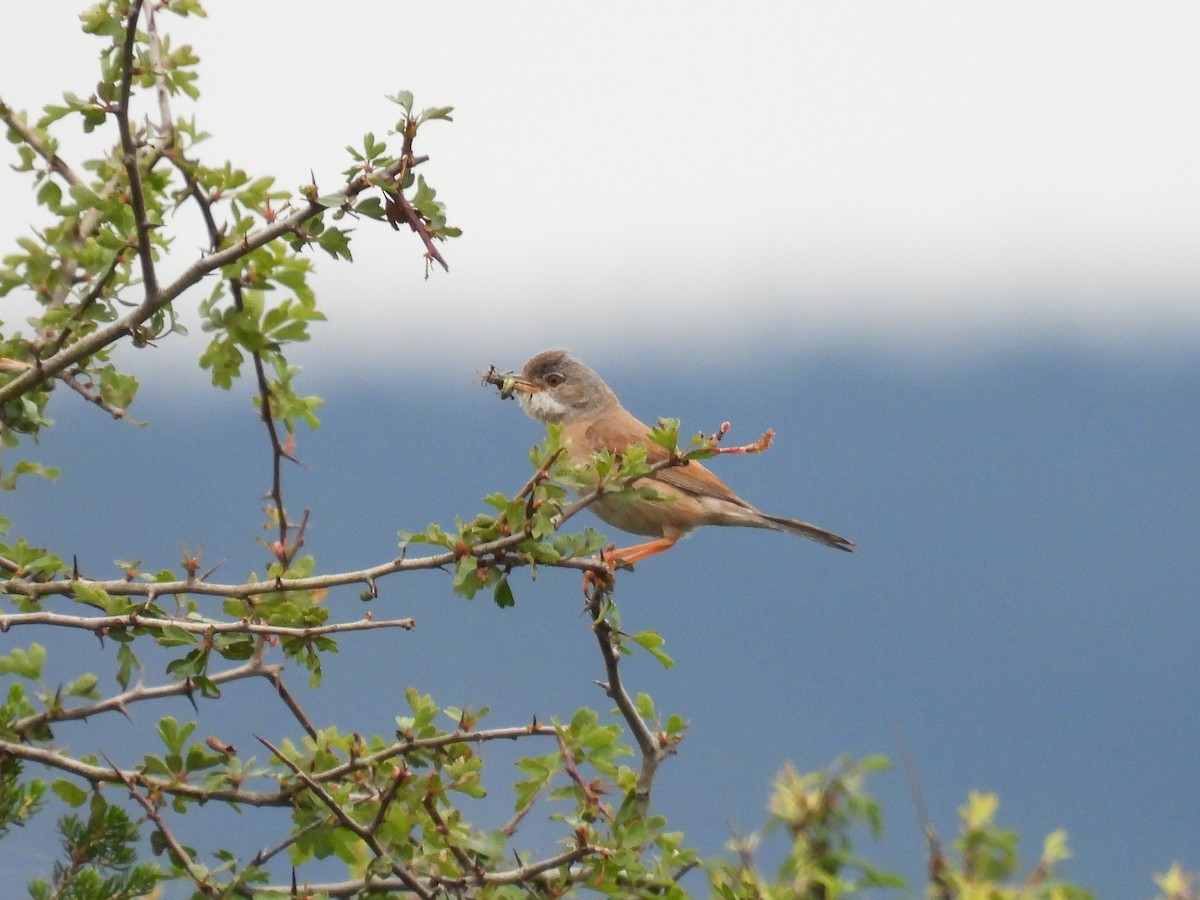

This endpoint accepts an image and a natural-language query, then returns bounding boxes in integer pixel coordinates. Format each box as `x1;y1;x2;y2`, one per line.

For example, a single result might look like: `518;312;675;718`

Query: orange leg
607;536;679;566
582;534;679;596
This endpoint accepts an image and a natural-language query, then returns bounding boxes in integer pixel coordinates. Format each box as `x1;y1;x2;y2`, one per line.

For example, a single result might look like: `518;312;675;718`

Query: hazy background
2;2;1198;896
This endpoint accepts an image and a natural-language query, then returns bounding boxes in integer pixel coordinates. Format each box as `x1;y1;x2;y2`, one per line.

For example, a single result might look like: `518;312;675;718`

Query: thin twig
257;735;435;899
394;120;449;271
369;765;411;835
143;2;175;142
1;452;684;603
2;739;288;806
59;370;145;423
0;359;143;422
556;728;609;821
1;721;557;810
0;97;82;185
422;791;480;879
114;0;158;299
501;788;541;838
172;145;297;558
587;590;667;819
249;817;332;869
258;663;320;739
107;753;218;896
13;659;262;736
257;847;596;898
1;610;415;640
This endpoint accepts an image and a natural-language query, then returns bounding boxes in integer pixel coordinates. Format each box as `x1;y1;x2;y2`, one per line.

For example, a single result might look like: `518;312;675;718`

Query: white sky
2;1;1199;375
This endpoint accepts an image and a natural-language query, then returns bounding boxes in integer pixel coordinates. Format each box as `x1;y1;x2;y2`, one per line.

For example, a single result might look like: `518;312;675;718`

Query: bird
504;349;854;568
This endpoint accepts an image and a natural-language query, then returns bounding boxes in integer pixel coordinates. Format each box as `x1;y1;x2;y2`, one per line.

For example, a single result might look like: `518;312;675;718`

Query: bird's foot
581;546;618;599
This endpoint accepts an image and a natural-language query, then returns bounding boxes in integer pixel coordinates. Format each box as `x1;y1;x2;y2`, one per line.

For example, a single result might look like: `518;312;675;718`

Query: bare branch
1;453;684;604
0;610;415;640
13;659;263;736
0;739;289;807
259;847;597;898
257;661;320;740
2;721;557;810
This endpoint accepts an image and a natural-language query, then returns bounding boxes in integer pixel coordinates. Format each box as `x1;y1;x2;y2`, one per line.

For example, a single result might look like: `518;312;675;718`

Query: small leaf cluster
400;426;604;605
934;791;1094;899
709;756;901;898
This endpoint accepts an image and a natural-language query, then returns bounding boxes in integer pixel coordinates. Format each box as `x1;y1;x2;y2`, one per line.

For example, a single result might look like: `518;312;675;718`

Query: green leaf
157;716;195;756
630;630;674;669
0;643;46;679
388;90;415;114
1041;828;1071;865
649;418;681;452
316;226;353;260
635;692;655;719
116;644;138;691
418;105;454;123
156;626;197;647
70;582;111;609
51;780;89;808
492;576;515;609
65;673;99;698
665;713;688;735
97;365;139;411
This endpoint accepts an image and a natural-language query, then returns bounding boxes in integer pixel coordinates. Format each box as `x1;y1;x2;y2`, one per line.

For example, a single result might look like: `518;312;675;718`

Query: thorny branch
251;846;598;898
389;118;449;272
258;735;436;899
0;359;142;421
1;610;414;641
14;658;268;737
0;5;700;893
0;452;687;605
109;756;219;897
0;134;412;409
169;121;299;560
587;588;676;819
1;722;559;809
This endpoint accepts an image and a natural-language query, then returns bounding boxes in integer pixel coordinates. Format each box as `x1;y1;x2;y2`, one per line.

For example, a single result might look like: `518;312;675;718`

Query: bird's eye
544;371;565;387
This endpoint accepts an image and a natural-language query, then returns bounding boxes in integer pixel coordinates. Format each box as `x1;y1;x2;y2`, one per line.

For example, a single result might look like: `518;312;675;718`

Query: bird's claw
582;546;618;599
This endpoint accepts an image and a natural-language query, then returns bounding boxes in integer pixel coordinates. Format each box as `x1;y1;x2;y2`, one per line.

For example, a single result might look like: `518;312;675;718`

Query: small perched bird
505;349;854;566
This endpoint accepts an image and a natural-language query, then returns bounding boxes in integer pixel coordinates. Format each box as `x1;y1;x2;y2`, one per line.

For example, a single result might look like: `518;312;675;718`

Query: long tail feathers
760;514;856;552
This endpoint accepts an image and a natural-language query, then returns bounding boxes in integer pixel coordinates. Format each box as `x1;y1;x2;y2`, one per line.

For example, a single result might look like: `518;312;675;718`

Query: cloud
3;1;1197;379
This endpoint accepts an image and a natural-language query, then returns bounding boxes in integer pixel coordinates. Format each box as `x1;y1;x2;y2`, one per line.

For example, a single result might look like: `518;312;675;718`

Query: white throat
519;390;571;422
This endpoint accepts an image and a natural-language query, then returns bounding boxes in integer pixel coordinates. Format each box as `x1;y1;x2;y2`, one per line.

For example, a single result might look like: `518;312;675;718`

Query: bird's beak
505;376;540;396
